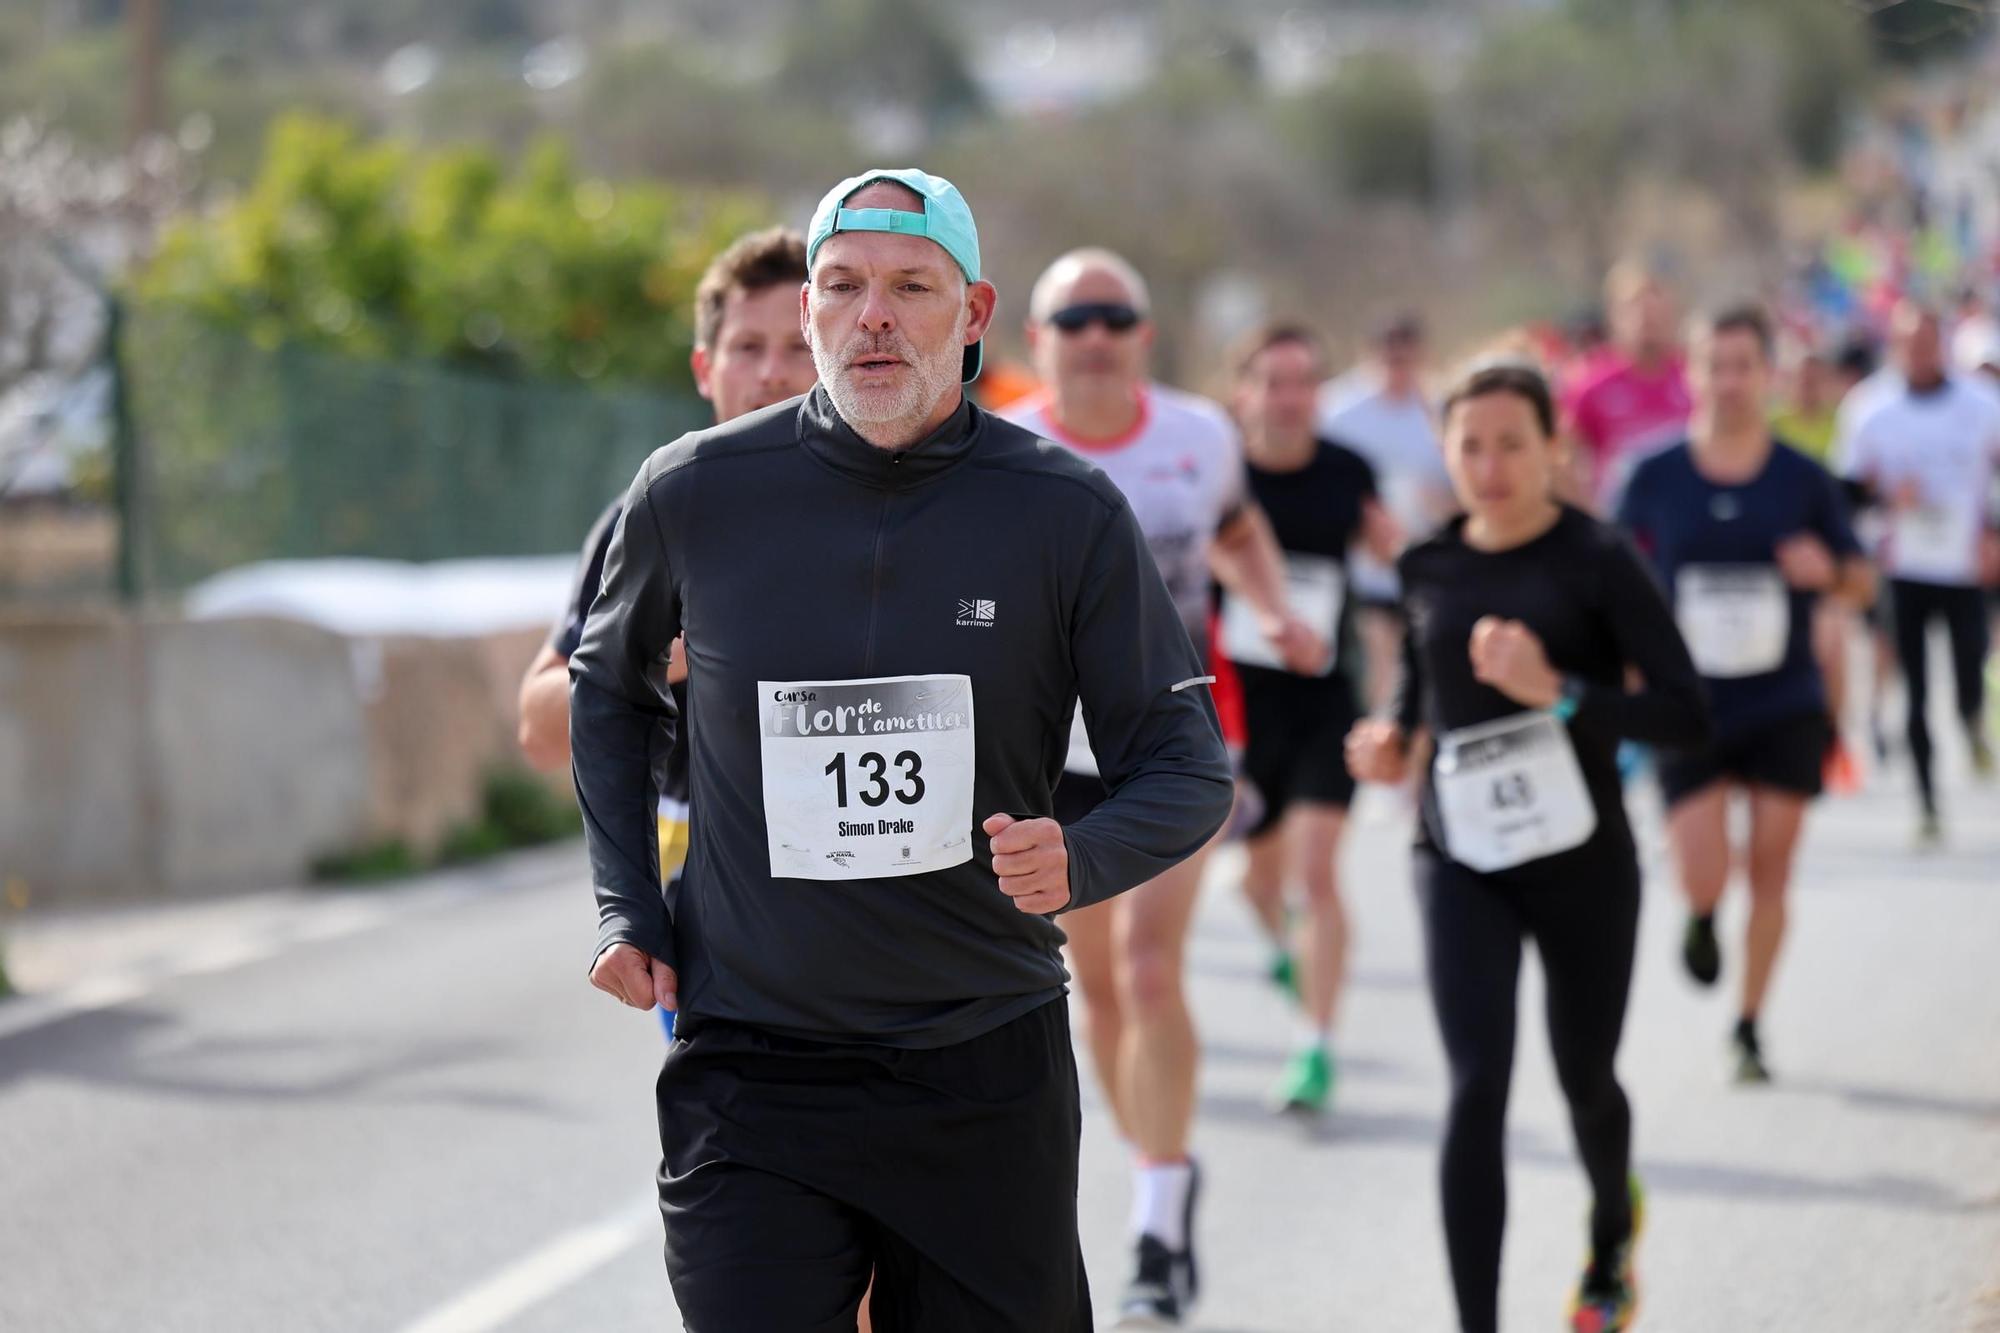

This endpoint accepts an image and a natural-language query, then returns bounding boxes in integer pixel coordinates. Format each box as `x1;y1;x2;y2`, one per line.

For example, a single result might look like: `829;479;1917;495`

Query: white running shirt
1835;375;2000;586
1002;384;1248;643
1318;377;1453;601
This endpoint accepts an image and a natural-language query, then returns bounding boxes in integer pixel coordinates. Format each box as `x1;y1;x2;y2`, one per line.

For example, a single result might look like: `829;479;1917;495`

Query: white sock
1294;1017;1331;1054
1130;1160;1194;1249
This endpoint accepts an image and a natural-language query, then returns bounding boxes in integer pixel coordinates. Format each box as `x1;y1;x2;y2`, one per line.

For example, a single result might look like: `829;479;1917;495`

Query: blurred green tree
1455;1;1873;286
1557;0;1872;173
772;0;983;126
136;113;765;390
1284;50;1437;205
120;116;758;587
1863;0;1995;64
569;41;858;194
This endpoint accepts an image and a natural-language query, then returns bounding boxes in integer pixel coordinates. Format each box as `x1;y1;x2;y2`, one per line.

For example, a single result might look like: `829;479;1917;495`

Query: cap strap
833;206;932;237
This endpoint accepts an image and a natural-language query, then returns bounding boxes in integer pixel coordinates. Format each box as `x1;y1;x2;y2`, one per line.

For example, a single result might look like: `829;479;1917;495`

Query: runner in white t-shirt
1835;302;2000;842
1001;247;1323;1329
1951;286;2000;379
1319;312;1456;709
1009;382;1249;651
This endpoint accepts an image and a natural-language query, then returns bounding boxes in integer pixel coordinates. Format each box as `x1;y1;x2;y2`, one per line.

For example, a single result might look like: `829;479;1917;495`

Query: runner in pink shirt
1561;262;1692;510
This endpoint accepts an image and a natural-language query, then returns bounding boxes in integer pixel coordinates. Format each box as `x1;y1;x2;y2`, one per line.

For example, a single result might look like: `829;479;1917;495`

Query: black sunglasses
1048;302;1143;334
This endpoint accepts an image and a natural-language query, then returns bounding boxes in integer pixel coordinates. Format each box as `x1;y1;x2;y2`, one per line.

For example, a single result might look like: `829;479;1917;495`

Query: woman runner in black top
1347;361;1709;1333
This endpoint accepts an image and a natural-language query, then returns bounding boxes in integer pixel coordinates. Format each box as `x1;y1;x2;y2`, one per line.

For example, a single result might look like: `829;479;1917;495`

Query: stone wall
0;609;552;908
354;628;552;856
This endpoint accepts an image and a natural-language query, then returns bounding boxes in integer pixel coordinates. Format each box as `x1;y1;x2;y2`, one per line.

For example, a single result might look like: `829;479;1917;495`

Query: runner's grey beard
812;305;969;427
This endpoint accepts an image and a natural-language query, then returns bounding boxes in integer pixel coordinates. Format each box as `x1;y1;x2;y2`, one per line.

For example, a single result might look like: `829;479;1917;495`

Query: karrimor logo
955;598;996;628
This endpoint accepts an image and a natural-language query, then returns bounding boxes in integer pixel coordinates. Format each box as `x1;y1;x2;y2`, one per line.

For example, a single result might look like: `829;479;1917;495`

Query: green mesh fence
120;305;712;593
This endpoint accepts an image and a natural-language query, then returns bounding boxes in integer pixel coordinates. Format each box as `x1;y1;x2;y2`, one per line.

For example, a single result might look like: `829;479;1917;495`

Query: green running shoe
1568;1176;1645;1332
1267;950;1301;1002
1271;1046;1335;1113
1987;657;2000;746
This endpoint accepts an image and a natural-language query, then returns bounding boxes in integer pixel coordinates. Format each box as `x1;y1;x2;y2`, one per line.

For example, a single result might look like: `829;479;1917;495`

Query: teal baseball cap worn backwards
807;167;984;383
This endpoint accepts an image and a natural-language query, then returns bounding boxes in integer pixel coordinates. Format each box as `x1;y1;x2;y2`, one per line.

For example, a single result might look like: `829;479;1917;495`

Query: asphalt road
4;750;1997;1332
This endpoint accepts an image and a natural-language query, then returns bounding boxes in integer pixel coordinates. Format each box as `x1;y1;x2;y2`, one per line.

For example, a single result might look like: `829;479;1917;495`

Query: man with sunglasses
570;172;1233;1331
1002;247;1323;1328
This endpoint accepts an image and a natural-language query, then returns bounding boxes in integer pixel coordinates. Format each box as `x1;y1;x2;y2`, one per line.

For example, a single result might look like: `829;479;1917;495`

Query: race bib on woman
1675;564;1788;679
1434;711;1597;873
759;675;974;880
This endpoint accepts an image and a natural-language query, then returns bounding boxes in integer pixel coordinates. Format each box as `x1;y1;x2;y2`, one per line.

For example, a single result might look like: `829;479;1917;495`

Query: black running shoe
1116;1235;1193;1328
1682;913;1721;987
1732;1020;1771;1085
1119;1161;1200;1327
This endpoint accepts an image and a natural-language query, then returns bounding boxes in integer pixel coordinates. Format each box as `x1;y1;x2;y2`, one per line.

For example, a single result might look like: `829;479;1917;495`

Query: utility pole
129;0;165;150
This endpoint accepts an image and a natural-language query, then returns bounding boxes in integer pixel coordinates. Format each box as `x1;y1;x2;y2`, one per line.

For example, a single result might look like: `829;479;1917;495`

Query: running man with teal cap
569;167;1233;1330
807;166;988;385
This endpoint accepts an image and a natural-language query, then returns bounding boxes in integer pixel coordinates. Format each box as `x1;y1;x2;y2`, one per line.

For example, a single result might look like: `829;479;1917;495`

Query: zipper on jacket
862;482;894;673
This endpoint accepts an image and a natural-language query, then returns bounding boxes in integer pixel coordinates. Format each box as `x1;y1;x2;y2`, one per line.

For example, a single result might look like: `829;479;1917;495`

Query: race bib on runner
1675;564;1788;679
759;675;975;880
1433;712;1597;873
1893;503;1978;574
1218;553;1344;675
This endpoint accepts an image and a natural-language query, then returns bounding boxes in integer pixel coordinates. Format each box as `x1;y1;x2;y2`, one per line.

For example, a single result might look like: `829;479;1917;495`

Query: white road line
0;866;552;1042
0;927;328;1041
397;1197;659;1333
0;974;152;1040
176;934;288;978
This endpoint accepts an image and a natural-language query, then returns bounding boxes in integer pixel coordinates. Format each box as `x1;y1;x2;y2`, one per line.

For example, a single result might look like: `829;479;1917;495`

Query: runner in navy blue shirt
1618;306;1872;1084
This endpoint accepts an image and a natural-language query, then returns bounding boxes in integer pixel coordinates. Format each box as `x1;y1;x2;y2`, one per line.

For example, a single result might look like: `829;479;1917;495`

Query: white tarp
185;555;577;639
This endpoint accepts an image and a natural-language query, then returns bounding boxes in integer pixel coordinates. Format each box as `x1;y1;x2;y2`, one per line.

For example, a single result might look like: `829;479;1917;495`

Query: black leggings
1415;848;1641;1333
1889;579;1991;816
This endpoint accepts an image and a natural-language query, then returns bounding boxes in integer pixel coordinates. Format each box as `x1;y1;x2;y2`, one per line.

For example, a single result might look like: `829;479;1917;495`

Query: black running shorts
1657;711;1831;807
656;999;1092;1332
1237;666;1362;837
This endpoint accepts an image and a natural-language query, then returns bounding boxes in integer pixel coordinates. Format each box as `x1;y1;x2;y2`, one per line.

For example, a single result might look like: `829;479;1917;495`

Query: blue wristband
1551;677;1582;722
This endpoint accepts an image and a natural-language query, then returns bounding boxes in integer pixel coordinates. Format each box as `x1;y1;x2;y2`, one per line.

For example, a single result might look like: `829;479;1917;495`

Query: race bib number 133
759;674;975;880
